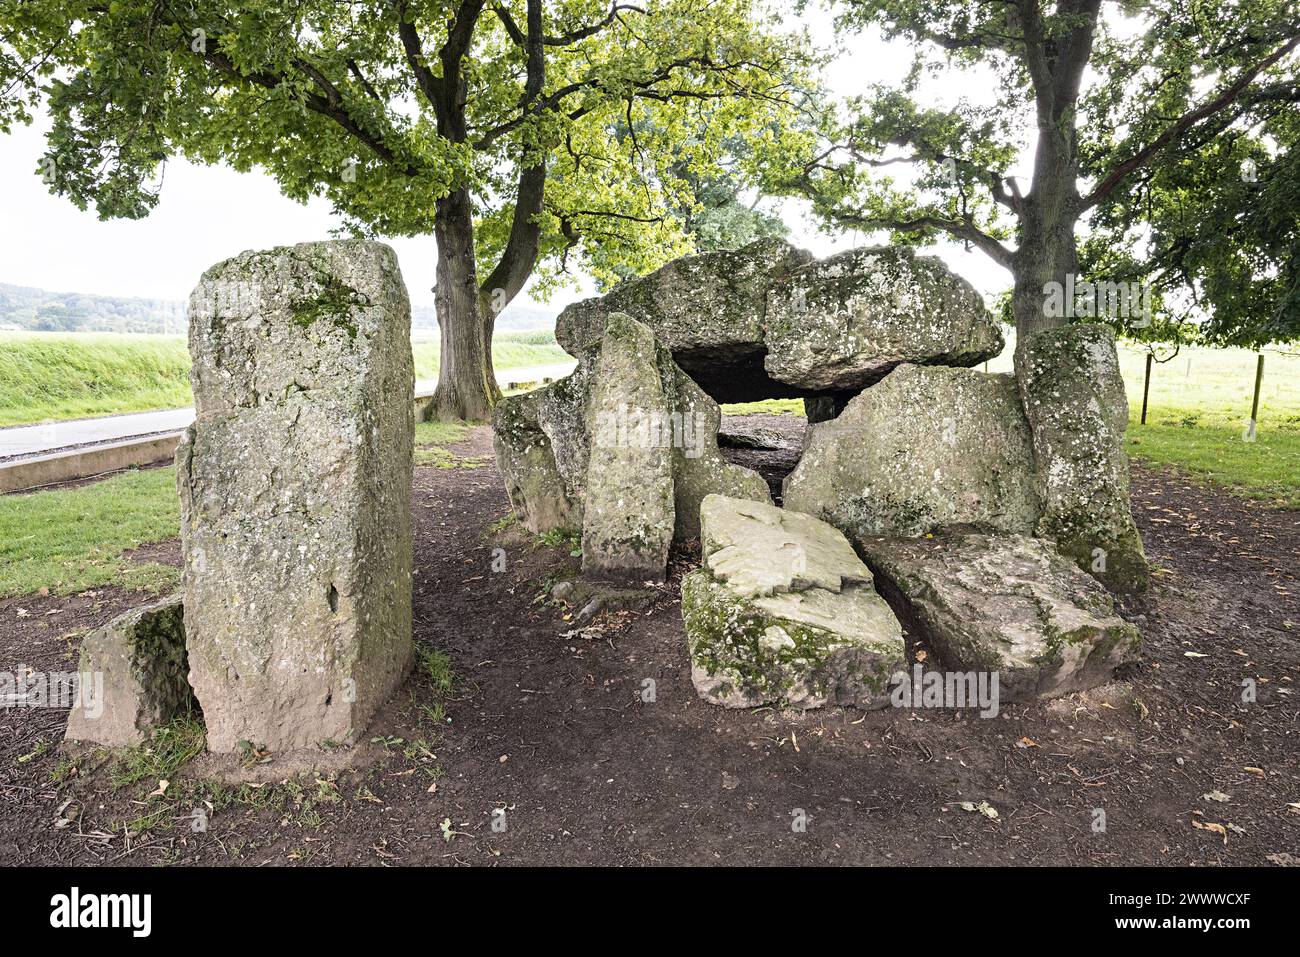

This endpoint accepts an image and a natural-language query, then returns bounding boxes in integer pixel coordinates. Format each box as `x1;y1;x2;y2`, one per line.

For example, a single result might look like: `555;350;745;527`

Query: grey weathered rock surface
858;533;1140;700
493;313;770;575
64;595;193;747
764;246;1004;393
556;240;1002;403
179;240;413;752
1015;324;1149;593
557;238;813;402
783;364;1040;539
682;495;904;709
581;313;675;579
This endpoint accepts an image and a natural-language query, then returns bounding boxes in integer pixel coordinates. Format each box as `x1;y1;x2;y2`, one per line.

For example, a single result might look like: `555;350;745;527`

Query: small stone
65;595;192;748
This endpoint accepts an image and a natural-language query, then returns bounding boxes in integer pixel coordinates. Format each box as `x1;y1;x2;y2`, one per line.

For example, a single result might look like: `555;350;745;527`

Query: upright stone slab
1014;325;1149;593
493;314;771;555
581;313;676;579
783;364;1041;539
178;241;414;752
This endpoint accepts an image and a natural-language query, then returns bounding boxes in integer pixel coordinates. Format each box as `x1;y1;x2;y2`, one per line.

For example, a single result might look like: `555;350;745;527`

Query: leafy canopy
2;0;816;293
784;0;1299;347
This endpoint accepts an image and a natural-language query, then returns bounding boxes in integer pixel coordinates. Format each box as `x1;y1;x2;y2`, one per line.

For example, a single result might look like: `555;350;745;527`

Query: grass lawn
0;466;180;598
0;423;489;598
0;330;570;427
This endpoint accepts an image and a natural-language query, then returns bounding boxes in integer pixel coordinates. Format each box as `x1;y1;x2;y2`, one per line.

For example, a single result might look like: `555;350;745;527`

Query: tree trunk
1011;120;1082;353
480;291;503;403
1010;211;1079;348
431;188;494;421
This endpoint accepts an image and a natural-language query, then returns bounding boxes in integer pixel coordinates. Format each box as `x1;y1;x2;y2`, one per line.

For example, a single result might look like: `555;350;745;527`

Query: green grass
0;466;180;598
0;330;570;427
109;715;206;788
1113;344;1300;508
721;397;805;416
413;419;489;467
0;333;192;426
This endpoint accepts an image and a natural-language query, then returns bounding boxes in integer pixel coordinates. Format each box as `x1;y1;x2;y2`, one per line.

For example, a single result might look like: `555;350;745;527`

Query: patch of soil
0;422;1296;866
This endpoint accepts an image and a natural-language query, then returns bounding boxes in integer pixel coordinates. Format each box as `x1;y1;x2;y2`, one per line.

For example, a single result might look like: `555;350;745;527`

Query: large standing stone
1015;325;1149;593
858;534;1140;701
493;313;771;568
178;241;413;752
764;246;1004;392
64;595;193;747
581;313;676;579
557;238;814;402
783;364;1041;539
682;495;904;709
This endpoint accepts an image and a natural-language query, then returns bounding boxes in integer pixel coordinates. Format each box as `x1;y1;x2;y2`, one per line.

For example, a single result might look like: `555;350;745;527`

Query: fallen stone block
179;240;414;752
682;495;904;709
1015;324;1149;593
858;533;1140;701
783;364;1040;538
64;595;193;748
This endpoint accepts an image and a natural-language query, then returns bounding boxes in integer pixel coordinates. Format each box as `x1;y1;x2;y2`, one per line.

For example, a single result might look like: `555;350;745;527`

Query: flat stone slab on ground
683;495;904;709
857;533;1140;700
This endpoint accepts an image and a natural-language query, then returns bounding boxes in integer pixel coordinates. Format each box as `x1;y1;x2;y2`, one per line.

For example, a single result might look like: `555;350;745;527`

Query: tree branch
1082;35;1300;210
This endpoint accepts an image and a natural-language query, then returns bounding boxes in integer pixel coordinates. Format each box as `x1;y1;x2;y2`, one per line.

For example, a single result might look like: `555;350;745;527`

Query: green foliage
788;1;1300;347
6;0;814;295
0;466;180;597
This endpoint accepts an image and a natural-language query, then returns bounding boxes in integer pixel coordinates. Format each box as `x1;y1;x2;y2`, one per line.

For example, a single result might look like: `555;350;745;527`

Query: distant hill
0;281;559;334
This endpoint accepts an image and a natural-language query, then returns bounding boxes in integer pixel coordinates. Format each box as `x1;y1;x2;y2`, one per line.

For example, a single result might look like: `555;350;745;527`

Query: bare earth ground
0;418;1296;866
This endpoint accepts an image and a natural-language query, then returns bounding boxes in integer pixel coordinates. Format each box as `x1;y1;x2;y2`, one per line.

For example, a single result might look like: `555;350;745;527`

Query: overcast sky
0;9;1018;312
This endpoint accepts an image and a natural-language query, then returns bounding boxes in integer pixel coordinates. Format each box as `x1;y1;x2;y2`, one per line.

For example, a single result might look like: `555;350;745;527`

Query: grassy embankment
0;330;570;427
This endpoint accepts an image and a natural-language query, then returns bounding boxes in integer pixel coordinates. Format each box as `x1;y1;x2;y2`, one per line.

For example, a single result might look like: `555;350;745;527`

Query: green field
0;330;570;427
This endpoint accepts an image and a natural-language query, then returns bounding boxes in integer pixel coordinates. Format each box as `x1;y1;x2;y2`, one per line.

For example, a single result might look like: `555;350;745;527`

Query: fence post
1140;351;1153;425
1249;352;1265;428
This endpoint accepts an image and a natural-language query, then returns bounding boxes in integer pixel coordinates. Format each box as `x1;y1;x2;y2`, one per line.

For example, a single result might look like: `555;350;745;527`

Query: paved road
0;361;576;462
